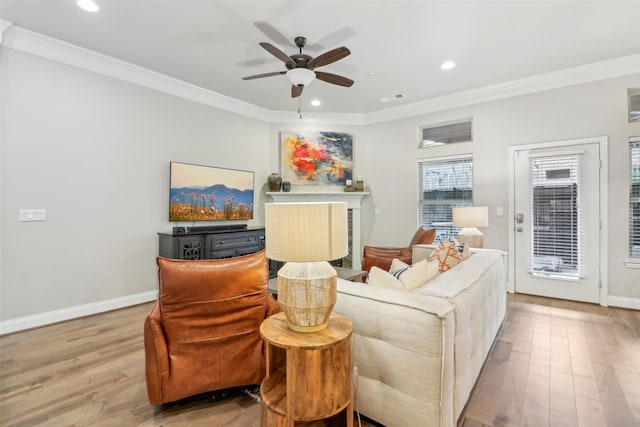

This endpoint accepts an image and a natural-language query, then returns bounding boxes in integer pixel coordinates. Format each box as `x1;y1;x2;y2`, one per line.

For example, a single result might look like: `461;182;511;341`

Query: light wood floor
0;294;638;427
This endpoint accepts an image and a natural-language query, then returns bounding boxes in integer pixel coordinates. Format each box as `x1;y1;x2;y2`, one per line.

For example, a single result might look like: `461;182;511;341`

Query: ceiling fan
242;36;354;98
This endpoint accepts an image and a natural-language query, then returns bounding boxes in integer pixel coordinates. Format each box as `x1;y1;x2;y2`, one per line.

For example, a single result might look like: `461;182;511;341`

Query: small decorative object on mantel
282;181;291;192
355;177;365;192
344;179;355;192
268;172;282;192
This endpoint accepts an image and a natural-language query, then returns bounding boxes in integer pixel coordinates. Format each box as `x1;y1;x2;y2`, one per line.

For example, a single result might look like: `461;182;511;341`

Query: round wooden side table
260;312;353;427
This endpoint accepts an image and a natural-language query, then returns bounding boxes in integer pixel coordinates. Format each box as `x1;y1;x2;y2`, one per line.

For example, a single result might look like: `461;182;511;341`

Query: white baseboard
0;290;158;335
607;295;640;310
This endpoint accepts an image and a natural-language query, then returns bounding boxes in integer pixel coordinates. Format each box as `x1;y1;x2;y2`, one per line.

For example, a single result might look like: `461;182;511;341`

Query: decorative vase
282;181;291;192
344;179;355;192
268;173;282;192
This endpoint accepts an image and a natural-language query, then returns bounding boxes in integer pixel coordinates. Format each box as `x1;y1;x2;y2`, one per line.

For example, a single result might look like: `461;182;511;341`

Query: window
529;155;582;277
419;118;472;148
418;156;473;242
629;88;640;122
630;138;640;259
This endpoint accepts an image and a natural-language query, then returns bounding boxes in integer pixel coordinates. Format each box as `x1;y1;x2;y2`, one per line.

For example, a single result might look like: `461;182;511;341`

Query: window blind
630;139;640;259
529;155;583;277
419;119;472;148
418;157;473;243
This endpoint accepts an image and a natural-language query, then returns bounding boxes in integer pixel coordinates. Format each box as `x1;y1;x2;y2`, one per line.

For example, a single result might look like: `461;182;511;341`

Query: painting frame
280;131;354;185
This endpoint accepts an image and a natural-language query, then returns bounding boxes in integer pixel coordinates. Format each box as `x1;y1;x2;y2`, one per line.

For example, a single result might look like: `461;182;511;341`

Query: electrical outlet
19;209;46;222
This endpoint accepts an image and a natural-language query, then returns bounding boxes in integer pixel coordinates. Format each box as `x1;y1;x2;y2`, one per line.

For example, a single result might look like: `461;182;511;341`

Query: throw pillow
366;266;404;290
457;242;471;260
428;238;462;273
389;258;435;291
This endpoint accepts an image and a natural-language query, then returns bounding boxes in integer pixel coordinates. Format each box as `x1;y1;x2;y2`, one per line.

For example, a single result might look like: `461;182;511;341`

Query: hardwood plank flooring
460;294;640;427
1;294;638;426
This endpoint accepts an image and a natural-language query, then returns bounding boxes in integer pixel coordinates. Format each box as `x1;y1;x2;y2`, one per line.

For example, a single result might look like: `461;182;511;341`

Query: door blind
630;140;640;259
528;155;583;277
418;157;473;243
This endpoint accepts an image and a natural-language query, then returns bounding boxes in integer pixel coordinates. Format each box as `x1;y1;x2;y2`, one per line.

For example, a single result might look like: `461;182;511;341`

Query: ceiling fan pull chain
298;96;302;119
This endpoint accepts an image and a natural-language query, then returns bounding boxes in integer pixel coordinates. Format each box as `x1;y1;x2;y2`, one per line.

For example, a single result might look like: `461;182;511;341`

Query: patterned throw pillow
389;258;437;291
457;242;471;260
428;238;463;273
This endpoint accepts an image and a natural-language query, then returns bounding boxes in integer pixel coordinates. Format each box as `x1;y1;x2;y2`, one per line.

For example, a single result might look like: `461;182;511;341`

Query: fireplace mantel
266;191;369;268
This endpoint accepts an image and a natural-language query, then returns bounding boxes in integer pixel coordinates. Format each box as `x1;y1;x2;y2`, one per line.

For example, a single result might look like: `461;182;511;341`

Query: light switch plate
496;206;504;217
19;209;46;222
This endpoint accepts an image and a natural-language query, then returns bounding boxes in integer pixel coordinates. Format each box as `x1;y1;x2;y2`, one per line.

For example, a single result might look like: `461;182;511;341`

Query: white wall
0;47;269;323
2;44;639;330
361;73;640;301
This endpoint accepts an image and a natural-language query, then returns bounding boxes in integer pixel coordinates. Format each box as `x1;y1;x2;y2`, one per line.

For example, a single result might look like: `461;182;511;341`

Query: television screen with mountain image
169;162;254;222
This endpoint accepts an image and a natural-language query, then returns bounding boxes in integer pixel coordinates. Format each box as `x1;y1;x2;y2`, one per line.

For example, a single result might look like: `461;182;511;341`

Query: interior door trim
507;136;609;306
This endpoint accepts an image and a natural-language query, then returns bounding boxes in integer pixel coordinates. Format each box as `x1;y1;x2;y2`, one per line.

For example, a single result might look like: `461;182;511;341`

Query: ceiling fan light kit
286;68;315;87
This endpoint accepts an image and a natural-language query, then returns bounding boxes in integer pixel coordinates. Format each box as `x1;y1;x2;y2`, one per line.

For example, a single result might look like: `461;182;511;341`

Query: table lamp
265;202;348;332
452;206;489;248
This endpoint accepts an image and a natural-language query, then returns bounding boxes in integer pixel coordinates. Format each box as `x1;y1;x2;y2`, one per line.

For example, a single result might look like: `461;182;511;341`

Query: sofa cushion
390;258;440;291
429;239;463;273
367;266;405;290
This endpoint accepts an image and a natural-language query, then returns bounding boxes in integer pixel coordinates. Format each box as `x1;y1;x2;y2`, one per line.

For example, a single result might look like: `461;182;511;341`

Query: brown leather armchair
361;227;436;273
144;249;280;405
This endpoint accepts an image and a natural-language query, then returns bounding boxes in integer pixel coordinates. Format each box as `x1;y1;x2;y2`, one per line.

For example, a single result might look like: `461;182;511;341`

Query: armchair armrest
362;245;412;272
144;302;170;405
265;292;281;318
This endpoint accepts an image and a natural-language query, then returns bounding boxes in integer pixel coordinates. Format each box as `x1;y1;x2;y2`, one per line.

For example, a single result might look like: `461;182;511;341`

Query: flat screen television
169;161;255;222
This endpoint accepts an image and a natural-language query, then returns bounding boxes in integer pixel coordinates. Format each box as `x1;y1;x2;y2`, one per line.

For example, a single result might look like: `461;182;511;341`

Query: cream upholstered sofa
333;245;507;427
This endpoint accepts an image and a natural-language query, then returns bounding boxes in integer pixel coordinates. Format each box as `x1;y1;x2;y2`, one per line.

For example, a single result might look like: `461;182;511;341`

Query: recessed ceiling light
441;61;456;70
77;0;99;12
310;99;321;107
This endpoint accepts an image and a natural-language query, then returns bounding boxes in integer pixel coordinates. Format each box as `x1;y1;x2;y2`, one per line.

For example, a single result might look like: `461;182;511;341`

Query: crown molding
0;19;13;44
2;23;639;126
267;109;365;126
1;24;271;122
363;53;640;125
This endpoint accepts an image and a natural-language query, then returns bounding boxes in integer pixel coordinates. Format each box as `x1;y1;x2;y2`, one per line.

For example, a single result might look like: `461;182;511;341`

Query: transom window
419;118;472;148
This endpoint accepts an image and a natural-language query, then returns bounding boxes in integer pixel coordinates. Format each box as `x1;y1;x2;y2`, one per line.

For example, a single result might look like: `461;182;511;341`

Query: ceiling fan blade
254;21;295;48
242;71;286;80
308;47;350;68
315;71;354;87
291;85;303;98
259;42;295;66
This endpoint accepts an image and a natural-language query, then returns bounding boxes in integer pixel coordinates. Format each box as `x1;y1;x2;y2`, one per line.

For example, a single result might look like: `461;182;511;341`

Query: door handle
516;226;523;232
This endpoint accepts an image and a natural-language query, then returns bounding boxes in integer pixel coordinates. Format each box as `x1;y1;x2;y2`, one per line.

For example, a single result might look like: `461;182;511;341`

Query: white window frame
417;154;473;243
627;136;640;268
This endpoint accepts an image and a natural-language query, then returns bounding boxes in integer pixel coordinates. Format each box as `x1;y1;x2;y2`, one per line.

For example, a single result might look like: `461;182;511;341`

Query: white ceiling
2;1;640;115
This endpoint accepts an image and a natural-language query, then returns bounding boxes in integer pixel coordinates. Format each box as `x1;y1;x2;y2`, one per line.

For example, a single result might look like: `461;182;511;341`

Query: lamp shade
286;68;316;87
265;202;348;262
452;206;489;228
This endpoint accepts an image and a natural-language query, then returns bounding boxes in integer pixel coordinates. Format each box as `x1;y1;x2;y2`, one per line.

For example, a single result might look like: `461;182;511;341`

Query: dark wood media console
158;226;265;261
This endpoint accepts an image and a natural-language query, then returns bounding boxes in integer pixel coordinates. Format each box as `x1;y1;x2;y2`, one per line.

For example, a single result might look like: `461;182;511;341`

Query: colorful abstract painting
280;131;353;185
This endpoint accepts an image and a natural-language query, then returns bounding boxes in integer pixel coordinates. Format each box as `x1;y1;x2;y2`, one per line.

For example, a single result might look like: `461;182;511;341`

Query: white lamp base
457;227;484;248
277;261;337;332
